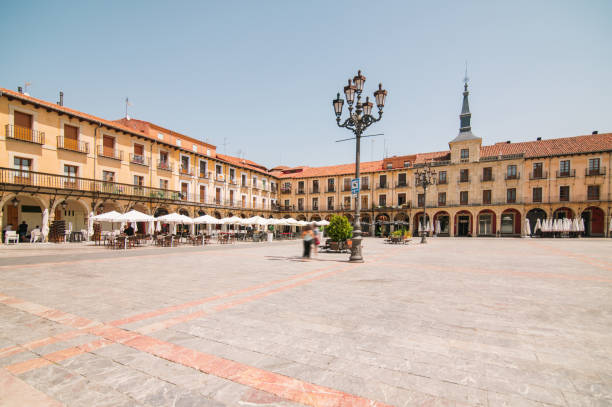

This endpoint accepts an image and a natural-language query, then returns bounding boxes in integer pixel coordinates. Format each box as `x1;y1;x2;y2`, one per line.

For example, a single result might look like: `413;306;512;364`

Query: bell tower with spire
449;69;481;164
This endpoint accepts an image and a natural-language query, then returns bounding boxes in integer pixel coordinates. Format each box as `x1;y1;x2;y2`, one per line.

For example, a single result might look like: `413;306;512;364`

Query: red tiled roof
0;87;147;139
114;118;217;151
276;161;384;179
216;153;270;174
480;133;612;158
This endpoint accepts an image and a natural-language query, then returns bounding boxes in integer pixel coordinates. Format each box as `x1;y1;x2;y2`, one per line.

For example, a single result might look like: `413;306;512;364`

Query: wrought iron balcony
97;145;123;161
129;153;149;166
457;176;470;183
529;171;548;180
179;166;193;176
280;187;291;194
57;136;89;154
376;183;388;189
361;184;370;190
199;171;209;179
296;189;306;195
480;175;494;182
310;187;320;194
157;160;172;172
214;174;225;183
556;169;576;178
326;186;336;193
504;173;520;180
5;124;45;145
585;167;606;176
395;181;408;188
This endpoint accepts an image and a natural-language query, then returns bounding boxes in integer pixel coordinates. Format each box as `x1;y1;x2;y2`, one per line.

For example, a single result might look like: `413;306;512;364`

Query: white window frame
198;159;208;177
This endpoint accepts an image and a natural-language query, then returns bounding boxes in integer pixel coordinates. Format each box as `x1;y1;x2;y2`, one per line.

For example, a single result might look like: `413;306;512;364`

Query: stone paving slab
0;237;611;406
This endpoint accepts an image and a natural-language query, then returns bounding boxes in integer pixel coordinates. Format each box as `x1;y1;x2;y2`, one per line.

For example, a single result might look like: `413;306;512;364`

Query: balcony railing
129;153;149;166
215;174;225;183
458;177;470;183
342;185;352;192
97;145;123;161
241;181;250;188
5;125;45;145
556;169;576;178
179;166;193;176
529;171;548;180
504;173;520;180
280;187;292;194
296;189;306;195
376;183;388;189
326;186;336;193
361;184;370;191
480;175;494;182
57;136;89;154
395;181;408;188
586;167;606;176
228;178;238;186
310;188;320;194
157;160;172;172
437;178;448;185
199;172;209;179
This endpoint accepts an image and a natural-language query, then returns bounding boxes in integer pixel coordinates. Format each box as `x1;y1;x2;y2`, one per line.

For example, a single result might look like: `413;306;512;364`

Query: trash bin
267;232;273;242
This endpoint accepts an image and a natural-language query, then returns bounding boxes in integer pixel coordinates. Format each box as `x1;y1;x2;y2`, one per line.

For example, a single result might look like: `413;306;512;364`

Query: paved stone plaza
0;238;610;407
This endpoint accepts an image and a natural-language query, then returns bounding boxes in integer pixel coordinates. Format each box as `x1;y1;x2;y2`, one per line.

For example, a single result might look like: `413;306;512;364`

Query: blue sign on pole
351;178;360;196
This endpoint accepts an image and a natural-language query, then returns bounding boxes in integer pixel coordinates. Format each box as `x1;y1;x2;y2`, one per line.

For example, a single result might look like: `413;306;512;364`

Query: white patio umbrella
222;216;243;225
117;209;154;223
41;208;49;242
91;210;123;222
523;218;531;236
426;220;432;233
572;218;580;233
193;214;221;224
155;221;161;232
579;218;585;232
534;218;542;233
316;220;330;226
435;219;441;235
285;218;298;225
297;220;309;227
87;212;94;240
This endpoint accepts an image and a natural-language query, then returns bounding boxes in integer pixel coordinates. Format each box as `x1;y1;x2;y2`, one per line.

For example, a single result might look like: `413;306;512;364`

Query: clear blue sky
2;1;610;168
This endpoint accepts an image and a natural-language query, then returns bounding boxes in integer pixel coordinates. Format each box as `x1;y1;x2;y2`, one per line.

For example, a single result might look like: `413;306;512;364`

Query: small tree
326;215;353;242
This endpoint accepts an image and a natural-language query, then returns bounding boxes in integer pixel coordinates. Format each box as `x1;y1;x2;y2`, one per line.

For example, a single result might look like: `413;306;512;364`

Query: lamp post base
349;234;364;262
420;233;427;244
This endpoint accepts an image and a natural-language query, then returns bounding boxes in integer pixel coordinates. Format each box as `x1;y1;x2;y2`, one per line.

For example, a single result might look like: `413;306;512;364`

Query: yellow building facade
0;88;278;236
1;84;610;240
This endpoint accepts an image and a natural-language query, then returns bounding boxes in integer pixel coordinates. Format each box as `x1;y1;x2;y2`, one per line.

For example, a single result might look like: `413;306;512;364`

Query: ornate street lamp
415;161;437;243
60;200;68;210
10;197;19;207
332;70;387;262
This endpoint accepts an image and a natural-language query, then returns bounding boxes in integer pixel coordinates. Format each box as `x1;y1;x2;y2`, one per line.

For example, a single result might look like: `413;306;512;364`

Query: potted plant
326;214;353;252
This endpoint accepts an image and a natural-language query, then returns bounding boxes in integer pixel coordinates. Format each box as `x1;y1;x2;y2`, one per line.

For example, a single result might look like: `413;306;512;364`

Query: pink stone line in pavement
0;247;407;406
0;367;65;407
0;284;393;405
0;263;336;361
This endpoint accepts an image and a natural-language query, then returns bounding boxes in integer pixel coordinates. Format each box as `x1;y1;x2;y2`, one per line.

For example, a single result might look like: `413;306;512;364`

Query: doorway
478;214;492;236
457;215;470;236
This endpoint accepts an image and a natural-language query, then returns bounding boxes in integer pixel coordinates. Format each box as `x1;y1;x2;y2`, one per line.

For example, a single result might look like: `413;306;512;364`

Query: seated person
124;224;135;236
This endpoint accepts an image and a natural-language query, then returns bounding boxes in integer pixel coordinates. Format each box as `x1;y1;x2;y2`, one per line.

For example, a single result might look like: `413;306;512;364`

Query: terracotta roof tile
480;133;612;158
0;88;154;141
276;161;384;179
216;153;270;175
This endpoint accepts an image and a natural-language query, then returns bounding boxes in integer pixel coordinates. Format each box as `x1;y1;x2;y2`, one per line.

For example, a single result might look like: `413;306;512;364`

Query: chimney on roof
57;91;64;106
506;141;511;144
592;131;598;135
17;86;23;94
536;137;542;141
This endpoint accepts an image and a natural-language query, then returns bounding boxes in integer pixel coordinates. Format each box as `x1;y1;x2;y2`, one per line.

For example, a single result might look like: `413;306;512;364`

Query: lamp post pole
333;71;387;262
416;162;436;244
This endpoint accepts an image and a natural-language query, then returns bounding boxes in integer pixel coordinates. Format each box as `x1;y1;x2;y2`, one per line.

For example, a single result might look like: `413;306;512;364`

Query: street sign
351;178;360;196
